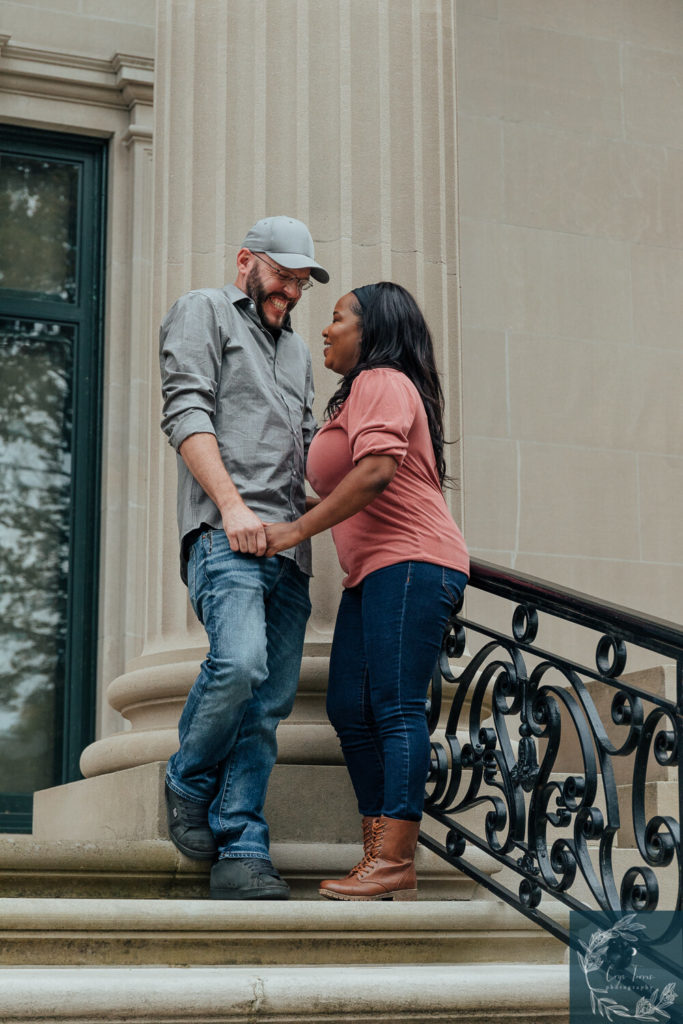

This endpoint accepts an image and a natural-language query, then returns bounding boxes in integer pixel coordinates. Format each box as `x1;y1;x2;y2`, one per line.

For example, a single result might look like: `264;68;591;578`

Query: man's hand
265;521;302;558
178;434;268;556
222;501;267;555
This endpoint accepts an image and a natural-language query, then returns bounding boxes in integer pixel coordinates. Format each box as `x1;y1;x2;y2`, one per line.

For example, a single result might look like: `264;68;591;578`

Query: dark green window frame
0;125;106;832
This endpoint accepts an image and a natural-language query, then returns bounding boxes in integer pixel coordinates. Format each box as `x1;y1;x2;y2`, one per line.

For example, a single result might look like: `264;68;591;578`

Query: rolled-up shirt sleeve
346;370;416;466
159;291;223;451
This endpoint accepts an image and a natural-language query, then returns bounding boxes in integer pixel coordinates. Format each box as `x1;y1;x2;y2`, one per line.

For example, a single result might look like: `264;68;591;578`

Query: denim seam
215;720;241;833
273;554;288;590
396;561;413;818
358;585;388;814
180;549;213;736
441;570;455;607
360;666;384;813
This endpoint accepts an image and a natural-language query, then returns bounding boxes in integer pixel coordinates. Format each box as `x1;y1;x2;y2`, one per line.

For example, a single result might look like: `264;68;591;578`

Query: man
159;216;328;900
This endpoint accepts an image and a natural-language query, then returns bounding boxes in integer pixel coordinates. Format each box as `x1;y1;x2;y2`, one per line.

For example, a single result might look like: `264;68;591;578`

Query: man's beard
245;265;290;331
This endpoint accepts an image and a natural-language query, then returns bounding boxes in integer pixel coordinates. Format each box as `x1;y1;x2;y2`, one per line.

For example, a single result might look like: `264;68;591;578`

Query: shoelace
349;819;385;878
243;859;280;879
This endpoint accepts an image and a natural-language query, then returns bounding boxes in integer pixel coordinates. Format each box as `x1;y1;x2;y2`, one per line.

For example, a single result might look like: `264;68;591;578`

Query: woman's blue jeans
327;561;467;822
166;530;311;860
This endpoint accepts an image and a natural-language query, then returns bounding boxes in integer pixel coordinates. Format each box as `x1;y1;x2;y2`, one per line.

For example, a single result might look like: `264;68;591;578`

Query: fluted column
81;0;464;779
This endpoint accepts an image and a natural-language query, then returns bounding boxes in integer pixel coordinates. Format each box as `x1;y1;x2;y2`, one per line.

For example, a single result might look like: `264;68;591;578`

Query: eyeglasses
250;251;313;293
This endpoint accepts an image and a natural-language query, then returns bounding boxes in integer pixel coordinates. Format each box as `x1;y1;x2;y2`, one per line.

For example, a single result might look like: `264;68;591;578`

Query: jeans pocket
187;551;199;619
441;568;468;610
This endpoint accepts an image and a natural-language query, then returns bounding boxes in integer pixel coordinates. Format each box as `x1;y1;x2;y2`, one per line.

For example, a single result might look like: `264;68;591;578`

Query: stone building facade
1;0;682;854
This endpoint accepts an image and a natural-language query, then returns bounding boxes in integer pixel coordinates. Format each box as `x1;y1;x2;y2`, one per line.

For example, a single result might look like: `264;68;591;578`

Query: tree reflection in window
0;155;78;302
0;318;73;792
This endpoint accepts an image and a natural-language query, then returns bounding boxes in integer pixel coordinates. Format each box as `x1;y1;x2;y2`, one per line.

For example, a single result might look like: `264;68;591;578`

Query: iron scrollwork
421;559;683;951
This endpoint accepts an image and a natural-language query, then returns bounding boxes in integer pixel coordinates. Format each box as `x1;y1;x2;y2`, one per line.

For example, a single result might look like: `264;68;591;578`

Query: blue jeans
166;530;311;860
327;561;467;821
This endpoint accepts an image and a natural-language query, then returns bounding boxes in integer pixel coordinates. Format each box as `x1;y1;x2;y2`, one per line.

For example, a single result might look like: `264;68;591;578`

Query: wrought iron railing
421;559;683;949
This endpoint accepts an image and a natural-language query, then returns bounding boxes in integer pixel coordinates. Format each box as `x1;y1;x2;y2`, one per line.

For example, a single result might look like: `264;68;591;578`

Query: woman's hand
265;455;397;556
265;521;302;557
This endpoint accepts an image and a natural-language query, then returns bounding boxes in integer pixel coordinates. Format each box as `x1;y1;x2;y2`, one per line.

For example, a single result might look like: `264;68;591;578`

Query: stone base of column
78;655;345;778
32;761;360;845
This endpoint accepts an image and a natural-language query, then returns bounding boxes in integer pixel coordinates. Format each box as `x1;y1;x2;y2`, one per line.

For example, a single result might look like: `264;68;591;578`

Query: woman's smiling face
322;292;362;375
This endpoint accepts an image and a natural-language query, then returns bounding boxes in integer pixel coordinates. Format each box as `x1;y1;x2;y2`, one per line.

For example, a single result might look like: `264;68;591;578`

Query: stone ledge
0;963;570;1023
0;835;492;900
0;897;567;967
0;36;153;109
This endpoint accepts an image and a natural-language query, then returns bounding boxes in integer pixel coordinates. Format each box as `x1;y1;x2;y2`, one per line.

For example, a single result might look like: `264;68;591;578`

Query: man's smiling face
244;253;309;332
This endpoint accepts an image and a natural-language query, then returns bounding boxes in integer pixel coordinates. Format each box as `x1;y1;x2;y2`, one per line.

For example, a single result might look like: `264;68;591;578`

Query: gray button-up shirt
160;283;316;583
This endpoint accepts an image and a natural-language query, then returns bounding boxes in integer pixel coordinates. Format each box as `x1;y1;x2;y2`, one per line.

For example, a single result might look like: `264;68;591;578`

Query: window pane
0;154;79;302
0;318;74;793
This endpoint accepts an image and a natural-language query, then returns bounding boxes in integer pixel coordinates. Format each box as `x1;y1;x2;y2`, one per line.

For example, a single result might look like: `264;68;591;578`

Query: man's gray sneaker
165;782;217;860
210;857;290;900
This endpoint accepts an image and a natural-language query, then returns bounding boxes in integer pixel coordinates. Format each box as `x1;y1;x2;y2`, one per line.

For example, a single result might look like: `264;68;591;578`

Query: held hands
264;521;302;558
222;500;267;556
221;494;304;559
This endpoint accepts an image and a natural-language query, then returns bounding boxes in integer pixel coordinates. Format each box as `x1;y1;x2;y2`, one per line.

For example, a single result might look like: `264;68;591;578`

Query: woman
265;282;469;900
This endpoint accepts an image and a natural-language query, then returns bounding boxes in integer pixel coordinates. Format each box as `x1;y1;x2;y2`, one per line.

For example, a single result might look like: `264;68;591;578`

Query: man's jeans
166;530;311;860
326;561;468;821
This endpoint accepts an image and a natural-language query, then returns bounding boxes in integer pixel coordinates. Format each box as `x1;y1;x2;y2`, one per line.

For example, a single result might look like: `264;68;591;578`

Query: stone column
75;0;465;830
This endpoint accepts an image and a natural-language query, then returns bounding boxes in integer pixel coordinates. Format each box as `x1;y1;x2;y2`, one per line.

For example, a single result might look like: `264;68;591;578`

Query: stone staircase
0;963;569;1023
0;894;568;967
0;895;569;1022
1;600;674;1020
0;758;571;1023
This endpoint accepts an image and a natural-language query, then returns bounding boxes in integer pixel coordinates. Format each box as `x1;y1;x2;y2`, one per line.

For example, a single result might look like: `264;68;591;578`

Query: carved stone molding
0;35;153;111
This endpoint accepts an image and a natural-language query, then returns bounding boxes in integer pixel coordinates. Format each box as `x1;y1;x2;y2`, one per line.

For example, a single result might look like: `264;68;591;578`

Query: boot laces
349;818;385;878
243;859;281;879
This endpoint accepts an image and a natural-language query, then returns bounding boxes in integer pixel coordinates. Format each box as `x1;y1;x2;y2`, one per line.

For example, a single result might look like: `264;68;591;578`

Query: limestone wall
456;0;683;625
2;0;682;763
0;0;154;58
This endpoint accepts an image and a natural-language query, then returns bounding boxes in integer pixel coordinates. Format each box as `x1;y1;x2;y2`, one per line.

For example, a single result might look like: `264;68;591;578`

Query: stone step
0;835;495;900
0;896;568;968
0;963;570;1023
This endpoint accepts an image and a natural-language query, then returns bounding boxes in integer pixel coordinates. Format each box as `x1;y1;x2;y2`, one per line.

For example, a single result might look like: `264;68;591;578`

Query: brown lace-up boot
322;815;380;889
319;815;419;901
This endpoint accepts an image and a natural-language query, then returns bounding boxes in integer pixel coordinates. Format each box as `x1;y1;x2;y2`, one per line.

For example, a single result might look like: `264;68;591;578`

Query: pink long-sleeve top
306;367;469;588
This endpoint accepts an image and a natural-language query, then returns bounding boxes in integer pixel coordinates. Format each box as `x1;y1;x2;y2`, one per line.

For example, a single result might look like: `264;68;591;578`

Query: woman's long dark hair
325;282;448;486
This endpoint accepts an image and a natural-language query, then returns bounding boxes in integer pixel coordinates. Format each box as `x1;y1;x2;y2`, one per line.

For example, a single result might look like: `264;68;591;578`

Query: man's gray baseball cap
242;216;329;284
